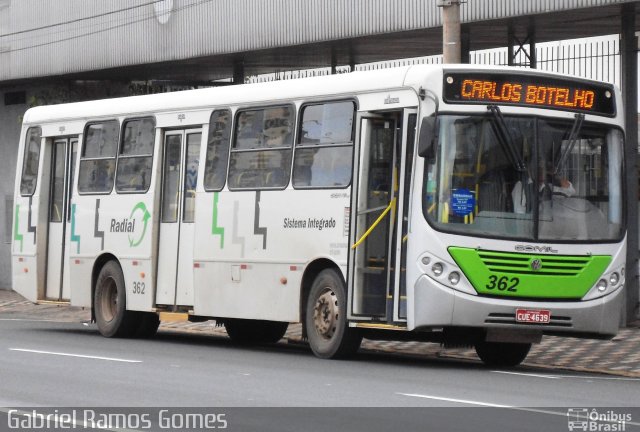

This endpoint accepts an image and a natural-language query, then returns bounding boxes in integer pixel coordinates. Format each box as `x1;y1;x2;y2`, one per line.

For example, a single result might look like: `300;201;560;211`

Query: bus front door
45;137;78;301
156;129;202;309
350;110;416;323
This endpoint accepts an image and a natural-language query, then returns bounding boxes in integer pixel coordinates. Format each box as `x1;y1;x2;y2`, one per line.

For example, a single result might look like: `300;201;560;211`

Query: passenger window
78;120;119;194
116;118;155;193
183;132;201;223
20;127;42;196
203;110;231;191
228;106;293;189
293;101;355;188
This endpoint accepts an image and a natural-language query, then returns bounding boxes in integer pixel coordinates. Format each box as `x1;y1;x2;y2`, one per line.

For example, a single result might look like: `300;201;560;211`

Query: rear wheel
224;319;289;344
94;261;139;338
305;269;362;359
474;341;531;367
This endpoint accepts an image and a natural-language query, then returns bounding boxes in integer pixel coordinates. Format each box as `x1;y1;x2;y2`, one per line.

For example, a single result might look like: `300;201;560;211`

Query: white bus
12;65;626;366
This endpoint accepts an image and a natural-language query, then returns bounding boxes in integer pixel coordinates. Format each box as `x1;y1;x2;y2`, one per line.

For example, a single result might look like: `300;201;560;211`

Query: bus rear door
156;128;202;309
45;137;78;301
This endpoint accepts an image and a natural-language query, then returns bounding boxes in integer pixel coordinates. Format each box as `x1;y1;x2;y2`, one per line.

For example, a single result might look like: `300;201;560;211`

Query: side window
20;127;42;196
203;109;231;191
78;120;119;194
228;106;294;189
183;132;202;222
116;117;155;193
293;101;355;188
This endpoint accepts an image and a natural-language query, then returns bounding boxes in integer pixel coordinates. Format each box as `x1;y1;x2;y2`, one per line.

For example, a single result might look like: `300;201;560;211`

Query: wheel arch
91;253;120;322
299;258;345;338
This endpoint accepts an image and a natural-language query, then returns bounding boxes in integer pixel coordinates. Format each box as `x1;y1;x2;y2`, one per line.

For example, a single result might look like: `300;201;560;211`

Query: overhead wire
6;5;159;45
0;0;165;38
1;0;215;55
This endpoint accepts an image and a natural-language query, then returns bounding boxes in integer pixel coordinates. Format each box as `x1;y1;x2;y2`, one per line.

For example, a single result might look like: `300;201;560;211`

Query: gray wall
0;88;25;289
0;0;632;82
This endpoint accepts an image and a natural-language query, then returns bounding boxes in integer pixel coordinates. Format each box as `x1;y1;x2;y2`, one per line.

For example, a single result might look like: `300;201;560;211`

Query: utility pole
439;0;462;63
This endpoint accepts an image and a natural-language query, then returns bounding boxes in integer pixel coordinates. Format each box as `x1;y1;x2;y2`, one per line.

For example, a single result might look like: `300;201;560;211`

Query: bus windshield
423;113;624;242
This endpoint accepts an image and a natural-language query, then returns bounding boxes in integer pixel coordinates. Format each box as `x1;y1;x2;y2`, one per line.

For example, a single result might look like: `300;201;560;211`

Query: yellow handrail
351;197;396;250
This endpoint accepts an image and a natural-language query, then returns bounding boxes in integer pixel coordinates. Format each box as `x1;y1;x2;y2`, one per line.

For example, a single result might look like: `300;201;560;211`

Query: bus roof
22;64;617;125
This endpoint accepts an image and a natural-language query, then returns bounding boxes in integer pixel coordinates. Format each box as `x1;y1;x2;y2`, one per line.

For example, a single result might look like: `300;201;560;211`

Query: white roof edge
22;64;619;124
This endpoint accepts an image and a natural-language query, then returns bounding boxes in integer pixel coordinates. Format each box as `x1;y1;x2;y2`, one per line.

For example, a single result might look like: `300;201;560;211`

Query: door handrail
351;197;396;250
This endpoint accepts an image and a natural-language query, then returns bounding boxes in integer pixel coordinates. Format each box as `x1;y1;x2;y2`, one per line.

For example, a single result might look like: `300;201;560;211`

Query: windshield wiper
487;105;526;172
554;113;585;174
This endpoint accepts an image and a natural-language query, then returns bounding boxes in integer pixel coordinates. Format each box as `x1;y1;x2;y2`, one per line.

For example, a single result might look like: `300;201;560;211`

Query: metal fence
249;35;621;86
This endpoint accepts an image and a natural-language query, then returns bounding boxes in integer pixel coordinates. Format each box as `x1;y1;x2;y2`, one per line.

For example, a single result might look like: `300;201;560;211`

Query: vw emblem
530;259;542;271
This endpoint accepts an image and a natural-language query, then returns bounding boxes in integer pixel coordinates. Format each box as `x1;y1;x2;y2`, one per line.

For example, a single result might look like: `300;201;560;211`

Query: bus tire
135;312;160;339
225;319;289;344
94;261;139;338
474;341;531;367
305;269;362;359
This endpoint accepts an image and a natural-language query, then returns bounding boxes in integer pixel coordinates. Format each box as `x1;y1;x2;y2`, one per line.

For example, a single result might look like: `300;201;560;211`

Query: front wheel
305;269;362;359
474;341;531;367
94;261;139;338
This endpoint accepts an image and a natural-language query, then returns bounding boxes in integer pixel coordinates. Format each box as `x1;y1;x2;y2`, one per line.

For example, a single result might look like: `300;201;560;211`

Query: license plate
515;308;551;324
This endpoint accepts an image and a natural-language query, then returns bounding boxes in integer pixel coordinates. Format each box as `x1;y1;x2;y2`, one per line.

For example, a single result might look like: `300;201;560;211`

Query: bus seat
477;168;513;213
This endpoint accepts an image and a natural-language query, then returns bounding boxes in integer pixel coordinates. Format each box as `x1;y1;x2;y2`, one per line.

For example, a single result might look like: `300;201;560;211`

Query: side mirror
418;116;438;159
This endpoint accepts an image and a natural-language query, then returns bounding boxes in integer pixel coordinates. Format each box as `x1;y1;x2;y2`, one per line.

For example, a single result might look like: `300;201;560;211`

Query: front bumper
413;274;624;338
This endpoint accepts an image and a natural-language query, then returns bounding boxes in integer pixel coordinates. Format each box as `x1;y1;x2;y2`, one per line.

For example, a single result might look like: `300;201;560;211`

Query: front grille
485;312;573;327
478;250;590;276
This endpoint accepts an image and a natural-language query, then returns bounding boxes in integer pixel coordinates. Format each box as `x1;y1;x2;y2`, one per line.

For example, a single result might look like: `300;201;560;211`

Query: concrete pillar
528;20;536;69
233;59;245;84
331;47;337;75
621;3;639;324
439;0;461;63
461;26;470;64
507;25;515;67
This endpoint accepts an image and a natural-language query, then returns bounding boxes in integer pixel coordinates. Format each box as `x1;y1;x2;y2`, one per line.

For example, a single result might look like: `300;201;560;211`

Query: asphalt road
1;317;639;431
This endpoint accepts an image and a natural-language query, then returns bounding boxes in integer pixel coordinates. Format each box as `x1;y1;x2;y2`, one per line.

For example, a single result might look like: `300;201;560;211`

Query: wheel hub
100;277;118;323
313;288;339;340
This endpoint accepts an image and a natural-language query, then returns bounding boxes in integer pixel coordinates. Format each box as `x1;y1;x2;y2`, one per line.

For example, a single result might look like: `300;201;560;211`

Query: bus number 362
485;275;519;292
132;281;146;294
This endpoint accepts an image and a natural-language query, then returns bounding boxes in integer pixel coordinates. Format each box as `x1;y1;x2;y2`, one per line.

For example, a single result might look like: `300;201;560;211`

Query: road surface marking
396;393;640;425
492;371;561;379
9;348;141;363
396;393;511;408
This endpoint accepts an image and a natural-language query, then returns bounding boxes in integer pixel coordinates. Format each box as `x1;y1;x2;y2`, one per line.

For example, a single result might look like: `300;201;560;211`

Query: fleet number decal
132;281;146;295
485;275;519;292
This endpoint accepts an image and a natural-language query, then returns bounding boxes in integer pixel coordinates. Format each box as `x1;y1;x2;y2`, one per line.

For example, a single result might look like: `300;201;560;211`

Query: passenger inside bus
511;166;576;214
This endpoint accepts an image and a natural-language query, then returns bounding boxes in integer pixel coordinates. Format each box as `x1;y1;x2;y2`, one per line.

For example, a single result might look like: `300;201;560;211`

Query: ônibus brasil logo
109;202;151;247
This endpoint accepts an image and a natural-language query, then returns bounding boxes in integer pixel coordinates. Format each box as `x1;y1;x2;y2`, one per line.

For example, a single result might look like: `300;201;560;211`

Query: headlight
418;252;477;296
596;279;607;292
609;272;619;286
432;262;444;276
448;271;460;285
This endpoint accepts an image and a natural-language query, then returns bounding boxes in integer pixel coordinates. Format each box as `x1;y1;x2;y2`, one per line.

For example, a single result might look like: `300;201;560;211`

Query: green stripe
212;192;224;248
448;247;611;299
13;205;23;253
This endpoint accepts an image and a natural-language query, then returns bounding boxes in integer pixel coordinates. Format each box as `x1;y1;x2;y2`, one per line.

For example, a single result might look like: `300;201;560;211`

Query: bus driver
512;168;576;214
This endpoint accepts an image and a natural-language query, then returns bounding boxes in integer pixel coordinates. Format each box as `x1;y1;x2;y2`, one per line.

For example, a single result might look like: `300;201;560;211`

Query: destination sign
443;72;615;116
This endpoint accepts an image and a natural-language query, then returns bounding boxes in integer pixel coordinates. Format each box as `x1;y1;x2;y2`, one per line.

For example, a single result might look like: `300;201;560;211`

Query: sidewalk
2;289;639;377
